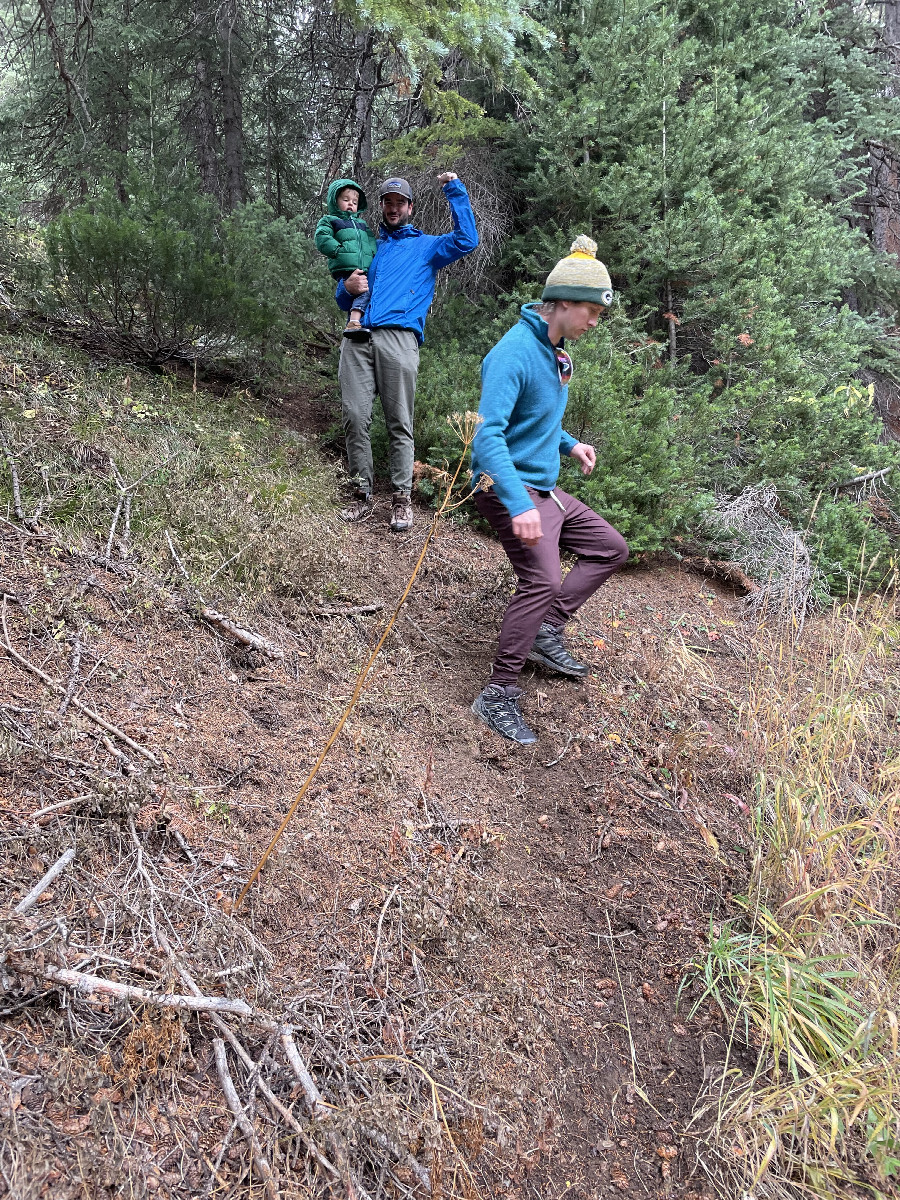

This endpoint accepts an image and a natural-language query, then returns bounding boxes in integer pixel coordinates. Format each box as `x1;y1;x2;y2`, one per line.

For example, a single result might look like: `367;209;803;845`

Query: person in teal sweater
314;179;378;341
470;237;628;745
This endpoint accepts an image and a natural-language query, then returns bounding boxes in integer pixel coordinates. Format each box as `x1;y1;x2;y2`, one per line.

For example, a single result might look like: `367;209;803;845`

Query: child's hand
437;172;459;184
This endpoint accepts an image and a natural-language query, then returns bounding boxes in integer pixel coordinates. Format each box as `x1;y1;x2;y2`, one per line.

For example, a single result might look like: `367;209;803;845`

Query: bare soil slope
0;480;758;1198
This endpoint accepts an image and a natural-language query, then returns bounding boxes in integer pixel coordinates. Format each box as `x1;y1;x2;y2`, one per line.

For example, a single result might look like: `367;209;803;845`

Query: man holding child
331;172;478;532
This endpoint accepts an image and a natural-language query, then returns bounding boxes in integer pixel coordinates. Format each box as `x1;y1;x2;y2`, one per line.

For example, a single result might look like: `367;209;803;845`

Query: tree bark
219;0;246;210
190;55;220;201
352;29;375;176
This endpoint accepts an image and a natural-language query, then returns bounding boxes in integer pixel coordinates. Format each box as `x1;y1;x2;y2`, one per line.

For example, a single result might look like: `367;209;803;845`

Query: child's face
336;188;360;213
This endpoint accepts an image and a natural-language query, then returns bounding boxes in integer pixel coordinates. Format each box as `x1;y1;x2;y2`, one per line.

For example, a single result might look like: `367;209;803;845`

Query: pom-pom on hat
542;236;613;306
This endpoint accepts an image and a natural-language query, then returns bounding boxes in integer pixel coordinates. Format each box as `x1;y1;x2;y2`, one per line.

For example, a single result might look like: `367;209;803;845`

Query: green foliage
558;310;704;553
372;95;505;172
335;0;548;93
810;498;896;596
45;180;322;362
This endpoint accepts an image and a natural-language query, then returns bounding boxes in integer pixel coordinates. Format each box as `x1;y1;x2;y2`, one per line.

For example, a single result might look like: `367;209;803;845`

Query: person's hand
344;269;368;297
437;172;458;184
570;442;596;476
511;507;542;546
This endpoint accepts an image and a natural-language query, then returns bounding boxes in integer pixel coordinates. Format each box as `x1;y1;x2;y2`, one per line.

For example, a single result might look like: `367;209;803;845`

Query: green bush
810;498;895;595
45;180;320;362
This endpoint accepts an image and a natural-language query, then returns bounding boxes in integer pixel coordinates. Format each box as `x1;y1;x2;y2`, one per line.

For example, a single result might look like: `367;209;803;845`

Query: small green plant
205;797;231;824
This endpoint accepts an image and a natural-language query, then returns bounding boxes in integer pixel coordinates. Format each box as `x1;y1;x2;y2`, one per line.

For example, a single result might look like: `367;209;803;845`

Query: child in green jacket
314;178;378;341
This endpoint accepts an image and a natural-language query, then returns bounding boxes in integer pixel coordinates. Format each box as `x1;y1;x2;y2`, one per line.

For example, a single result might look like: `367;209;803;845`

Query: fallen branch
153;932;340;1181
282;1031;374;1200
281;1029;331;1122
165;531;282;659
198;606;283;660
14;847;76;914
57;634;82;717
300;603;384;619
682;556;758;594
834;465;893;490
0;597;159;766
212;1038;279;1200
39;965;257;1017
30;795;87;823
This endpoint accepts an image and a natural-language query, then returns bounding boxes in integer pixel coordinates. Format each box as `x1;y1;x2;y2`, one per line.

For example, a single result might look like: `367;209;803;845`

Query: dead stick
213;1014;339;1178
57;634;82;717
104;492;125;561
14;847;76;914
30;795;87;821
0;425;25;522
0;598;159;766
281;1030;330;1121
212;1038;279;1200
281;1031;373;1200
38;965;258;1016
198;606;283;659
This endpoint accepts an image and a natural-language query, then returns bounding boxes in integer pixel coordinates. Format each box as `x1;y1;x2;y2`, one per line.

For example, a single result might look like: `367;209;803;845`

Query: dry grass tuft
688;595;900;1198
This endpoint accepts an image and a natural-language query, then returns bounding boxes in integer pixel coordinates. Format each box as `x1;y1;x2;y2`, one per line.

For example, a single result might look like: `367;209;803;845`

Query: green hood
326;178;368;216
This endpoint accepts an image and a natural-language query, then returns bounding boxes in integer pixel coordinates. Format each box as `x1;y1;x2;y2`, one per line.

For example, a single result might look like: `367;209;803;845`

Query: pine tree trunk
219;0;246;211
352;29;375;177
191;55;220;201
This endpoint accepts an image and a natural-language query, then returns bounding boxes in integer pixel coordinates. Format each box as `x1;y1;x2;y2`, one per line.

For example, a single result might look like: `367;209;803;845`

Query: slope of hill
1;330;897;1200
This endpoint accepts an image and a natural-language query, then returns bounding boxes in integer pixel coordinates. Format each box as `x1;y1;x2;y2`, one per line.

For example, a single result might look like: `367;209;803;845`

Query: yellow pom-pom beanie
542;235;613;306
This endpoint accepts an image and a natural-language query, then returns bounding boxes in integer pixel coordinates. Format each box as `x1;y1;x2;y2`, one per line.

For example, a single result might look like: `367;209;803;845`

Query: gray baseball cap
378;177;413;201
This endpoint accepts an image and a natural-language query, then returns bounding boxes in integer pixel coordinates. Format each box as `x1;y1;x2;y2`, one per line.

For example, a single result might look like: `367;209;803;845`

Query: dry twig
0;596;160;766
212;1038;279;1200
198;606;283;660
13;847;76;914
38;965;258;1017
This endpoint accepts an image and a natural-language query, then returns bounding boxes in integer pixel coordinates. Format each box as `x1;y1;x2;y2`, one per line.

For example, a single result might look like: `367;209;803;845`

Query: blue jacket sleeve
426;180;479;268
473;356;534;519
560;430;577;456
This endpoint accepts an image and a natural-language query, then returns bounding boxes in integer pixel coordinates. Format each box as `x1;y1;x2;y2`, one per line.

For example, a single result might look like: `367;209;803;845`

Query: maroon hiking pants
474;485;629;685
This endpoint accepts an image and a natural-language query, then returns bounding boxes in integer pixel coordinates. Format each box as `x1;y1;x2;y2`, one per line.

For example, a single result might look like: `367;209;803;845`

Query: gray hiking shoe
389;494;413;533
471;684;537;745
340;491;374;523
527;622;589;679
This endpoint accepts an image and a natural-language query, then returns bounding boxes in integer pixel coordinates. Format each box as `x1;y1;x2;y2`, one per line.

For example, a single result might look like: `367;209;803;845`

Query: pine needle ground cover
0;331;898;1198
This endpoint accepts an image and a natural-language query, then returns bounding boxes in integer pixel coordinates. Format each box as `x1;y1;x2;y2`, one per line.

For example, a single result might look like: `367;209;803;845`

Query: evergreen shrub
45;181;319;362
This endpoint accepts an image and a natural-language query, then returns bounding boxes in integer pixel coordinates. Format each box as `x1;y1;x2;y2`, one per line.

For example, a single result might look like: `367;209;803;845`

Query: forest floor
0;335;896;1200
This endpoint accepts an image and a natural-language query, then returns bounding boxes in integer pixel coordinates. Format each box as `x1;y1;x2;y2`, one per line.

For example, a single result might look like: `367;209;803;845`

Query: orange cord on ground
236;420;481;911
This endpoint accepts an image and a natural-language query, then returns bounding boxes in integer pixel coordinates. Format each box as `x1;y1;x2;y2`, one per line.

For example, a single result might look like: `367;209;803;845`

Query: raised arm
427;176;479;268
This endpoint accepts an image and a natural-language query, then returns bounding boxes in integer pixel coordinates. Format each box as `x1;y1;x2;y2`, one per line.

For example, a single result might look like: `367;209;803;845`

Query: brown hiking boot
340;491;374;523
389;494;412;533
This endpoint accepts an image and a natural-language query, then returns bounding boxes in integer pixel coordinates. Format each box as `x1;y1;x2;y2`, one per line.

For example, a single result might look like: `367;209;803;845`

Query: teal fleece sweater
470;304;578;518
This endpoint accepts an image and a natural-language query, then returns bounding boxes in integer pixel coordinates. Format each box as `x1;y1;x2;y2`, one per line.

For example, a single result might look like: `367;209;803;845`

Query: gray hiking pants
337;327;419;497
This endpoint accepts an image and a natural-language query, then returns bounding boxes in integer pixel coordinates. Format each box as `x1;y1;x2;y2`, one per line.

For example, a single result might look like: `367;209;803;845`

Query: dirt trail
0;487;753;1198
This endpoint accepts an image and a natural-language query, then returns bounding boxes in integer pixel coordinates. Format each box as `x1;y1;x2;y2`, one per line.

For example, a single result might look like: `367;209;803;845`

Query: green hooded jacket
314;179;378;278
